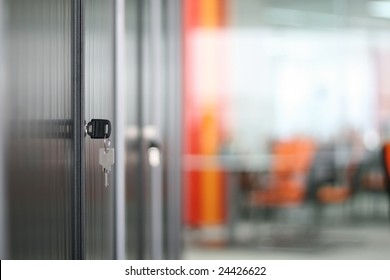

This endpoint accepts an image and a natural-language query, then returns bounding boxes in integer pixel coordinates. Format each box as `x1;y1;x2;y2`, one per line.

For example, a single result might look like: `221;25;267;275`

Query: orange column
183;0;227;226
183;0;200;227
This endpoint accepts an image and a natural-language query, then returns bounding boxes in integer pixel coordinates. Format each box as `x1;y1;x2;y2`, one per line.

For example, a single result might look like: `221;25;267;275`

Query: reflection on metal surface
148;147;161;167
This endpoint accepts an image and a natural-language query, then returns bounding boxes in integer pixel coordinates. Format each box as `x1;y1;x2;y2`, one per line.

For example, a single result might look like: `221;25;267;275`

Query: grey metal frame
0;0;7;260
71;0;85;260
136;0;146;260
114;0;126;260
165;0;182;259
149;0;163;260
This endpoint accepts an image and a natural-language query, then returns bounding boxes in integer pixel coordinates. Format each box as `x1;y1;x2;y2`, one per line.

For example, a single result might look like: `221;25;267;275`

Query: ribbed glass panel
4;0;72;259
85;0;115;259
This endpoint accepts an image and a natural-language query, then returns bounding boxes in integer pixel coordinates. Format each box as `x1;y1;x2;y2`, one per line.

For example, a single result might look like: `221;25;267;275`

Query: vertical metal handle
147;141;163;259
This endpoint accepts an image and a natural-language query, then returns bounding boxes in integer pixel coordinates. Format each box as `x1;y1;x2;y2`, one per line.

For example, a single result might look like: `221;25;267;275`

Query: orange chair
381;143;390;222
250;138;317;207
244;138;320;248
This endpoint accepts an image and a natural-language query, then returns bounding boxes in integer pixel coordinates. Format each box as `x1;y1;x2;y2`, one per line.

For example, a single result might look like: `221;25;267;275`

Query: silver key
99;147;115;187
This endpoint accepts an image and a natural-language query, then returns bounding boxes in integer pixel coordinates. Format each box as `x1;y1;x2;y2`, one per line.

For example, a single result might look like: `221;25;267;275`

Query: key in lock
99;147;115;187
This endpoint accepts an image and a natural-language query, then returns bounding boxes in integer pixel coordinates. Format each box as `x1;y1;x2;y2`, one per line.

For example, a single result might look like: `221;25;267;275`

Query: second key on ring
99;147;115;187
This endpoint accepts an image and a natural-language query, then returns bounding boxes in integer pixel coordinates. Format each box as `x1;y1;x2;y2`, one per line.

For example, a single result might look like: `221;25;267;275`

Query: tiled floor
183;223;390;260
184;192;390;260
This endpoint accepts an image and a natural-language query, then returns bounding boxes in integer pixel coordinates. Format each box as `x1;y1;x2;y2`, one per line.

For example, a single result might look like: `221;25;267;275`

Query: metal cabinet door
0;0;182;260
124;0;182;260
0;0;116;260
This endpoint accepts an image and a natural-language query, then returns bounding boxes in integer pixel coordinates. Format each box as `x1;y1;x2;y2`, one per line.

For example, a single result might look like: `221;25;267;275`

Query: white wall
220;28;386;153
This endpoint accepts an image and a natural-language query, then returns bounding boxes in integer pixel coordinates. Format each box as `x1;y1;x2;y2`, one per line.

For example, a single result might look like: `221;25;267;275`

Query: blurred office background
182;0;390;259
0;0;390;259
